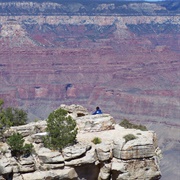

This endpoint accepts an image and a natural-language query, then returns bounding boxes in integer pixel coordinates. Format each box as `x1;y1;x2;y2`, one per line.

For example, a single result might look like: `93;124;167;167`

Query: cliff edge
0;105;162;180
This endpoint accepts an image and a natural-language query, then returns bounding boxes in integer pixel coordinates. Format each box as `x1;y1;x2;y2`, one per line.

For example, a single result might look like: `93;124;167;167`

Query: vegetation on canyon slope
7;132;34;158
0;99;28;141
0;98;78;153
1;98;149;155
123;134;137;143
43;108;78;151
91;137;102;144
120;119;148;131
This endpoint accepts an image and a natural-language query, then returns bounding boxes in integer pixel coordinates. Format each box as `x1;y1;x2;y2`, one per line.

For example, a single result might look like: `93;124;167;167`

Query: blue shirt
93;109;102;115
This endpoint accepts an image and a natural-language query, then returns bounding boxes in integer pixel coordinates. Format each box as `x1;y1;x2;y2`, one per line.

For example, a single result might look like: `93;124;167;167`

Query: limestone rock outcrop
0;105;162;180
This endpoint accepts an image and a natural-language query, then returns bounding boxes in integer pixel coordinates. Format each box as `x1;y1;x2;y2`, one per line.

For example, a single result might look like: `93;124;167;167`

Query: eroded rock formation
0;105;162;180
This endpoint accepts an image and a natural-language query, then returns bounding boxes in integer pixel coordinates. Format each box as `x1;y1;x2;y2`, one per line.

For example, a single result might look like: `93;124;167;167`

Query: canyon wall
0;1;179;179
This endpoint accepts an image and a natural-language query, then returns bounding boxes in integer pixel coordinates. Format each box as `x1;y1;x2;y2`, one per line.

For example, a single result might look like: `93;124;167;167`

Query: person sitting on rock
92;107;102;115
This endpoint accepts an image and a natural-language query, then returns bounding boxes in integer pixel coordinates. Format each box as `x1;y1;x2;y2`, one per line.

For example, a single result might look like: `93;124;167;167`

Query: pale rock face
4;121;47;138
120;131;157;159
62;144;91;160
18;164;35;173
0;104;162;180
121;144;155;160
76;114;116;132
0;20;35;48
113;139;126;159
1;21;26;37
0;156;12;175
18;156;35;173
60;104;89;119
0;168;13;180
37;147;64;164
64;147;97;166
98;162;111;180
111;158;161;180
95;143;112;161
21;168;78;180
111;158;126;172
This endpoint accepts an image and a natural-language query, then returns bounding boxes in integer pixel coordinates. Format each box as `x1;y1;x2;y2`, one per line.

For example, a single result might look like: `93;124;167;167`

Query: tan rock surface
0;105;162;180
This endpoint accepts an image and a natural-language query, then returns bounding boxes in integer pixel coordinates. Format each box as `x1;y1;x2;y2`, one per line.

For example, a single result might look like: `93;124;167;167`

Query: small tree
7;132;33;157
23;143;34;157
4;107;27;126
44;108;78;151
7;132;24;157
0;100;12;141
0;99;28;141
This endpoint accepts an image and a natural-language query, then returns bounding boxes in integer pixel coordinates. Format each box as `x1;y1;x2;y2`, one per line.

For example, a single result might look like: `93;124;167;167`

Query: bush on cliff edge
0;99;28;141
120;119;147;131
43;108;78;151
7;132;34;158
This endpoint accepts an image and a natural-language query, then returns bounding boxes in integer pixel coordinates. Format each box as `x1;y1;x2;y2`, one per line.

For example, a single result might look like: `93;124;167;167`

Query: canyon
0;1;179;179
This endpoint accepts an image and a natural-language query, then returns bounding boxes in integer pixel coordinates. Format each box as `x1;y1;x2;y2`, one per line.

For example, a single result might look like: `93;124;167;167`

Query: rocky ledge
0;105;162;180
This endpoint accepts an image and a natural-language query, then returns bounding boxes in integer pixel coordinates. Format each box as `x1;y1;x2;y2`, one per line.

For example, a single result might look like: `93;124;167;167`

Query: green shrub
91;137;102;144
0;99;28;141
4;107;27;126
0;100;11;140
23;143;34;156
0;110;12;141
34;118;39;123
119;119;147;131
43;108;78;151
7;132;33;157
123;134;137;143
7;133;24;157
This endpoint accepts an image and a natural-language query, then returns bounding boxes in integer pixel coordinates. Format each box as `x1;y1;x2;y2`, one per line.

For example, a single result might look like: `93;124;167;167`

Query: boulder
96;143;112;161
111;158;126;173
0;156;12;175
65;147;97;166
62;144;91;160
121;144;155;160
113;139;125;159
120;132;156;160
18;156;35;173
18;164;35;173
9;158;19;173
22;168;78;180
98;162;111;180
76;114;115;132
4;121;47;138
11;173;24;180
111;158;161;180
37;147;64;164
60;104;89;118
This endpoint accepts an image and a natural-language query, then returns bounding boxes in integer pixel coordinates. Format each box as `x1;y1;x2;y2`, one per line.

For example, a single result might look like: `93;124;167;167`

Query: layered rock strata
0;1;179;179
0;105;162;180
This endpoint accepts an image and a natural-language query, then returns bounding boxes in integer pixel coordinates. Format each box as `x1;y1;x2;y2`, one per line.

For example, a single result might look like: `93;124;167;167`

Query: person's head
96;107;100;110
